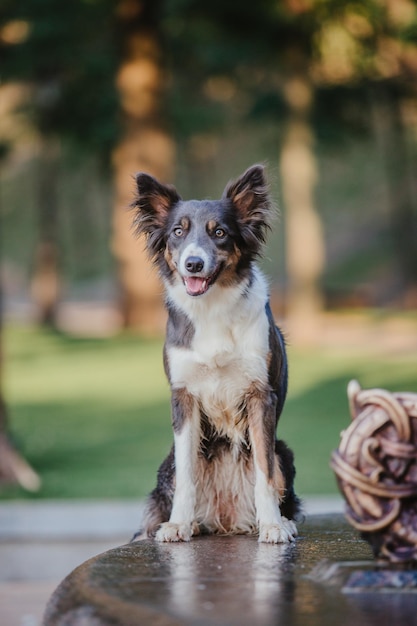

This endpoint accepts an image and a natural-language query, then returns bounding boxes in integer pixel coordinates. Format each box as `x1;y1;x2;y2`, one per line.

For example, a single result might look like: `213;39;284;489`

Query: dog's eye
215;228;226;238
173;227;183;237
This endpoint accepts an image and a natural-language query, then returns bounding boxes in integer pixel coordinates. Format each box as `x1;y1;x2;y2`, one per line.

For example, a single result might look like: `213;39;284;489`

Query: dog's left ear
223;164;272;249
132;173;181;258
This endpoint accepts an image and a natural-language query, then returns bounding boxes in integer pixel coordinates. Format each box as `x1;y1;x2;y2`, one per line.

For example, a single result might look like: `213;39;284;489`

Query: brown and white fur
132;164;300;544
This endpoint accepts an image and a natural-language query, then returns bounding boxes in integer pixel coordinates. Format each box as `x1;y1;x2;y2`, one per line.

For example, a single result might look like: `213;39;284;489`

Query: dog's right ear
132;173;181;258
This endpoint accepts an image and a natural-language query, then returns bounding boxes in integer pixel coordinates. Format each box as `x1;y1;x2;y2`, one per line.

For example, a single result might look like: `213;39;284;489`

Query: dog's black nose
185;256;204;273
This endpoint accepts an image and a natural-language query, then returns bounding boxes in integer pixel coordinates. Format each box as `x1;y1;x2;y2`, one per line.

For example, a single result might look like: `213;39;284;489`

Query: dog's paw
259;518;298;544
155;522;192;542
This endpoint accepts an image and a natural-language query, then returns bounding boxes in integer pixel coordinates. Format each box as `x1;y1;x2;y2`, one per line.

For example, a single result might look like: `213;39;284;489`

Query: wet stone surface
44;515;417;626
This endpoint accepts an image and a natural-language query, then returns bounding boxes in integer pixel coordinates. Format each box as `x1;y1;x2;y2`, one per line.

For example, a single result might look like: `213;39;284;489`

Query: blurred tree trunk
0;393;41;491
370;83;417;298
112;0;175;334
0;133;40;491
31;138;61;328
280;77;325;344
0;281;40;490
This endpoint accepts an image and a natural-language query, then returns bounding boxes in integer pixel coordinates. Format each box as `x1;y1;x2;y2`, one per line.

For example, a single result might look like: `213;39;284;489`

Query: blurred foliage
2;0;417;155
0;0;417;298
0;0;118;160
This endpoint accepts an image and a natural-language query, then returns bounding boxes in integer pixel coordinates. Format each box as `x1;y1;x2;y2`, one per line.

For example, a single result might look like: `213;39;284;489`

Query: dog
131;164;300;543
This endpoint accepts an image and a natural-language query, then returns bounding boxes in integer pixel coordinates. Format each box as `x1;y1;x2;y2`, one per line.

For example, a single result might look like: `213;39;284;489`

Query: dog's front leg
247;388;297;544
155;388;199;542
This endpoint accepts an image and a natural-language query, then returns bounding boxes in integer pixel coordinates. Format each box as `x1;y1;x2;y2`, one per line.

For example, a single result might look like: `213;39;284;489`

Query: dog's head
132;165;273;297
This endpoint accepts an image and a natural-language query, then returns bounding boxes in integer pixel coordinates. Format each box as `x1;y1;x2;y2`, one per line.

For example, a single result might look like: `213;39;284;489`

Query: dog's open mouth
182;264;223;297
183;276;211;297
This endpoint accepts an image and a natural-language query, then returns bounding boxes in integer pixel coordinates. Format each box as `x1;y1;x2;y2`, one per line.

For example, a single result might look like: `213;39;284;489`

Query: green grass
2;327;171;500
2;322;416;500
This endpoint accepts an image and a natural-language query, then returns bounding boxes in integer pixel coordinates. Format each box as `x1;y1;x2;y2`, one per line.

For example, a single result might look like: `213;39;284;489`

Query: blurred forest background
0;0;416;498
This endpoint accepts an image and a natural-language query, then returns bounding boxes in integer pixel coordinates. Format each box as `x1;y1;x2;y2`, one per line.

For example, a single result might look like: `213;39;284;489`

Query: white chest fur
166;267;270;442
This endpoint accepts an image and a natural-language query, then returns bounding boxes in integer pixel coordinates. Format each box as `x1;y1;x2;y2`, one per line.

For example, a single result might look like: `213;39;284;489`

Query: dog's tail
276;439;303;521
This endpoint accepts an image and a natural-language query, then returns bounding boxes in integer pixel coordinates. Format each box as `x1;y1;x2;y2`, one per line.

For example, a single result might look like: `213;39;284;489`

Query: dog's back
132;165;300;543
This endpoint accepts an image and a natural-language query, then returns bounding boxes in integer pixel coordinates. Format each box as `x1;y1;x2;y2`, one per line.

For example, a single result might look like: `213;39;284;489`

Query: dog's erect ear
133;173;181;229
132;173;181;258
223;165;268;216
223;164;272;251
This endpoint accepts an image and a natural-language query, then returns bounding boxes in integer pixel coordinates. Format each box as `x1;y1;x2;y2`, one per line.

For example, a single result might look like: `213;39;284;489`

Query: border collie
132;164;300;543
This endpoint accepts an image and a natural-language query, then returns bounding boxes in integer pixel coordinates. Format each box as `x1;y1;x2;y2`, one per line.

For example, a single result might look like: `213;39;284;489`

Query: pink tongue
184;277;207;296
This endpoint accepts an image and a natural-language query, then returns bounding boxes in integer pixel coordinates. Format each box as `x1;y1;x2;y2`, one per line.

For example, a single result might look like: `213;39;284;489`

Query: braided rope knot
331;380;417;563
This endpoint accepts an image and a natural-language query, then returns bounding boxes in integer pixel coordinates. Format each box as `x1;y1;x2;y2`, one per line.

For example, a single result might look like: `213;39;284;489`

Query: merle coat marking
132;165;300;543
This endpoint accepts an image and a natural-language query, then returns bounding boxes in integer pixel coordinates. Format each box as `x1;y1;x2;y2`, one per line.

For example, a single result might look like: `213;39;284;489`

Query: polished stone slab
0;497;342;626
44;515;416;626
